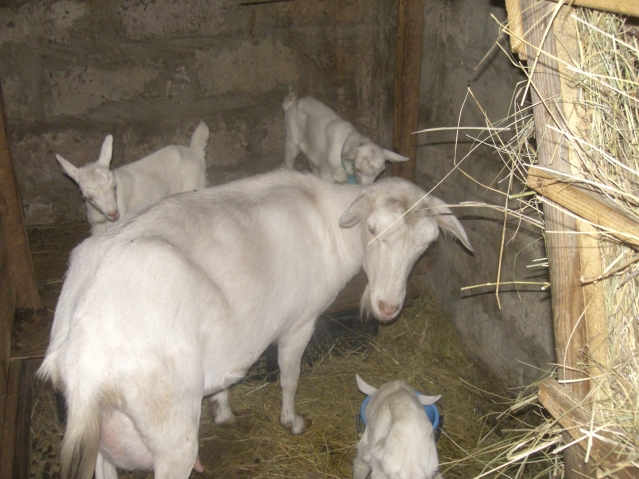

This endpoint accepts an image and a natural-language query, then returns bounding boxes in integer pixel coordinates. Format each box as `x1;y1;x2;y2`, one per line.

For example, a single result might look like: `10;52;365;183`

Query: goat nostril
378;300;400;318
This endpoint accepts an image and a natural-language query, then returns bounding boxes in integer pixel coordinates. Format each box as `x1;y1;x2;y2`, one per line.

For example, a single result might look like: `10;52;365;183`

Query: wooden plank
552;5;609;377
505;0;526;59
0;358;34;479
0;84;39;309
527;167;639;250
521;2;590;476
521;0;590;400
538;378;638;479
549;0;639;18
391;0;425;181
0;221;16;449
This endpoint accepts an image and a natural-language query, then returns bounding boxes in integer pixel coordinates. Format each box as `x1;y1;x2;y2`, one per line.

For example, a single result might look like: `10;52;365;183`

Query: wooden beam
0;233;16;452
505;0;526;59
391;0;425;181
0;84;39;309
549;0;639;18
521;2;590;476
538;378;639;479
0;358;34;479
552;5;608;378
521;0;589;399
527;167;639;250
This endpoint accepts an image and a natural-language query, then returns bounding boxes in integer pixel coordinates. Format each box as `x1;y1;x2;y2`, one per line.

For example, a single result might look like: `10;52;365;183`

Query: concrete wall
0;0;397;225
0;0;554;388
417;0;555;387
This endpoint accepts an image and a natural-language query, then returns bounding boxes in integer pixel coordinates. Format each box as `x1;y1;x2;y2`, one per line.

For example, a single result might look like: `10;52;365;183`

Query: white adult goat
282;92;408;185
354;375;442;479
56;121;209;234
38;169;472;479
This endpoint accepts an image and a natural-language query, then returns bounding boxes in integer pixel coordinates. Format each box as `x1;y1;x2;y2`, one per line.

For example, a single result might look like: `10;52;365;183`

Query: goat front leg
353;452;372;479
327;143;349;184
277;319;316;434
208;390;236;427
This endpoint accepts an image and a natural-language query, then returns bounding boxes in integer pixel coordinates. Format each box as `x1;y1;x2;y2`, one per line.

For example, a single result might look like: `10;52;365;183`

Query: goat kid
56;121;209;234
38;169;472;479
355;375;442;479
282;93;408;185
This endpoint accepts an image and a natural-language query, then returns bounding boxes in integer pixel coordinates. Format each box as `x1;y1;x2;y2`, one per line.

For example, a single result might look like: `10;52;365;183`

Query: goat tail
190;121;210;157
282;88;298;112
59;387;102;479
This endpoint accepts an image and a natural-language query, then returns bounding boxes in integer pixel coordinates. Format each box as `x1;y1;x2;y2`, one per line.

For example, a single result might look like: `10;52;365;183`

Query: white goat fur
355;375;442;479
282;93;409;185
38;169;472;479
56;121;209;234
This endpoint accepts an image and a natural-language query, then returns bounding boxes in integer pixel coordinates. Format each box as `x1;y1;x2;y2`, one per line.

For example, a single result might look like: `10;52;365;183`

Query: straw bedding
26;224;530;479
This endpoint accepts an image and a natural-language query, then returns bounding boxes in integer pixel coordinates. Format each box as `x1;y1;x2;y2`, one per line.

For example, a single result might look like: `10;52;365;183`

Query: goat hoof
286;416;312;435
214;415;237;427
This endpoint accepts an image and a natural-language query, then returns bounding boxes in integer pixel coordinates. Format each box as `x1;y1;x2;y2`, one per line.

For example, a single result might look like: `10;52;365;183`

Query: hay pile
448;4;639;477
31;276;533;479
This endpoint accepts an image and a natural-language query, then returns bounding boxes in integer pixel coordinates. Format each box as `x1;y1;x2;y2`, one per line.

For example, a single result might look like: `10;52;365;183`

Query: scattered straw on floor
31;277;540;479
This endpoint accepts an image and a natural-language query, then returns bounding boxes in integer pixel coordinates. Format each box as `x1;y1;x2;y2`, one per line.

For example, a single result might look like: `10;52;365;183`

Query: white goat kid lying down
56;121;209;234
38;169;472;479
355;375;442;479
282;92;409;185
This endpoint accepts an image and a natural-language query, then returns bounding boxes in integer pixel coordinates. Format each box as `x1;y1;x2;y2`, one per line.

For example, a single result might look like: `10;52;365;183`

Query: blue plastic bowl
359;392;441;434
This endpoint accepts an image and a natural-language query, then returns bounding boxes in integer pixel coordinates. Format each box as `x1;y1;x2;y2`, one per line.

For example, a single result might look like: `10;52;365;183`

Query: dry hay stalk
31;279;510;479
446;4;639;477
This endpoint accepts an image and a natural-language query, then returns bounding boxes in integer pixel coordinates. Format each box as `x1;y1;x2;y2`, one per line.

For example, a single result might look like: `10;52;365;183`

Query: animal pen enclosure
0;0;638;478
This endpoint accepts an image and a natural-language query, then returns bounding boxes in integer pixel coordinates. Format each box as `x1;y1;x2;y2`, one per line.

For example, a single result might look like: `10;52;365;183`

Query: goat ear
97;135;114;167
383;149;409;163
56;154;79;183
418;394;441;406
423;196;473;252
339;193;372;228
342;147;359;162
356;374;377;396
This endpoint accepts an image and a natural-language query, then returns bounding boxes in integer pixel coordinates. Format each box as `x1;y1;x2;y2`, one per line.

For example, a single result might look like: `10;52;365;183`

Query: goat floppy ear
56;155;79;183
383;149;409;163
418;394;442;406
97;135;114;167
422;195;474;252
339;193;373;228
356;375;378;396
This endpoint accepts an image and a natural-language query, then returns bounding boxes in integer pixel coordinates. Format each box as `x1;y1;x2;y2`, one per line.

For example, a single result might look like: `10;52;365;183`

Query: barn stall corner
443;0;639;477
0;0;637;478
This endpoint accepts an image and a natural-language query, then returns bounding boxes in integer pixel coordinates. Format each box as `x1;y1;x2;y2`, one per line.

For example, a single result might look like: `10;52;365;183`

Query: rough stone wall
0;0;397;225
417;0;555;387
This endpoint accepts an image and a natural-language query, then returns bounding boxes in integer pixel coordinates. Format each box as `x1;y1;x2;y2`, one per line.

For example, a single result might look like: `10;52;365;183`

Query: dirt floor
22;222;540;479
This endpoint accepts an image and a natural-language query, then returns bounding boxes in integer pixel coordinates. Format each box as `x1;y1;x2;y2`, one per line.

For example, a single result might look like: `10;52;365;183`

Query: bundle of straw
453;4;639;477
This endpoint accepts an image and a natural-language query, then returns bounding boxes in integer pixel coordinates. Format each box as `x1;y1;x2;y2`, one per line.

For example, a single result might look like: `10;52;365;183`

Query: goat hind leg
133;398;202;479
95;451;118;479
283;124;301;169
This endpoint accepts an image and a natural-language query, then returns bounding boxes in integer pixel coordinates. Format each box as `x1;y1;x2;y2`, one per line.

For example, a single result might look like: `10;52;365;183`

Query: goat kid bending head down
38;170;471;479
56;121;209;234
355;375;442;479
282;92;409;185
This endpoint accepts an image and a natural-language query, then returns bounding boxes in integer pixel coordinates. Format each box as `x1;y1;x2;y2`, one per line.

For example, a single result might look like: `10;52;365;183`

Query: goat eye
367;225;376;236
